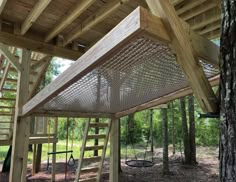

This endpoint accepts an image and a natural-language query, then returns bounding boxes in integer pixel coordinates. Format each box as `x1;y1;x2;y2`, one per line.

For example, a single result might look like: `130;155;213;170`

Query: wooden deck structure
0;0;221;181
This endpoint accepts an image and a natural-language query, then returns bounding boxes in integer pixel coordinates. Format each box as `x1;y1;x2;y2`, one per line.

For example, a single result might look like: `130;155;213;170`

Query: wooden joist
0;0;7;15
0;61;10;91
45;0;96;42
0;31;82;60
21;0;52;35
89;123;109;128
0;43;21;71
146;0;218;113
177;0;207;15
64;0;130;46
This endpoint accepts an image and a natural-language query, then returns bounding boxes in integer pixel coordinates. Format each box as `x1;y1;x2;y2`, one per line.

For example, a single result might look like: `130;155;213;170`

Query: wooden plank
0;0;7;15
0;43;21;71
81;167;99;174
21;0;52;35
146;0;218;113
84;145;104;151
97;120;111;182
32;111;113;118
83;156;101;163
45;0;96;42
109;119;119;182
64;0;130;46
87;134;106;140
115;75;219;118
29;56;52;98
79;178;96;182
9;49;31;182
0;31;82;60
31;55;52;70
0;61;10;91
22;7;169;116
75;119;90;182
89;123;109;128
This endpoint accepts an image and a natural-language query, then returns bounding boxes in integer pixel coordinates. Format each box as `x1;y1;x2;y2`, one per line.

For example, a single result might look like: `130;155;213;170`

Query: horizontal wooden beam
115;75;219;118
45;0;96;42
0;31;82;60
64;0;129;46
177;0;207;15
21;0;52;35
32;111;113;118
0;43;21;71
0;137;58;146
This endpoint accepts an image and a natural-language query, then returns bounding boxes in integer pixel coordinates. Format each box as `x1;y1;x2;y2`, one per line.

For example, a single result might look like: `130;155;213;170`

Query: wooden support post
146;0;218;113
9;49;31;182
110;118;119;182
51;117;58;182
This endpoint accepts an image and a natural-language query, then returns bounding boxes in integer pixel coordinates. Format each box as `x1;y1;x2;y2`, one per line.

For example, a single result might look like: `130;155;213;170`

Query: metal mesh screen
38;37;219;114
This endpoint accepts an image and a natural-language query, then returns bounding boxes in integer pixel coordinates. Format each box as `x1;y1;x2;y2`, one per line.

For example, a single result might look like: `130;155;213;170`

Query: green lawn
0;140;145;164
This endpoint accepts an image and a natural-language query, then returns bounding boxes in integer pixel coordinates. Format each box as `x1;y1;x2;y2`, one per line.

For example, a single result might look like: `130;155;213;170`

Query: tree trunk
161;108;169;175
180;97;191;164
188;95;197;164
150;109;154;152
35;144;42;173
220;0;236;181
171;102;176;155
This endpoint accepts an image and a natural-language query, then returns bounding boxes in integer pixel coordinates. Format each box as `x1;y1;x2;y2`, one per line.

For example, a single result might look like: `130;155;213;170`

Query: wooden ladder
75;118;111;182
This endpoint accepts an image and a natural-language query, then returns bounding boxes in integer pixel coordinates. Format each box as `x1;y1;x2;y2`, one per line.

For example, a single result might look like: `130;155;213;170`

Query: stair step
0;98;15;101
87;134;106;140
83;156;101;163
89;123;109;128
84;145;104;151
81;167;99;173
79;177;97;182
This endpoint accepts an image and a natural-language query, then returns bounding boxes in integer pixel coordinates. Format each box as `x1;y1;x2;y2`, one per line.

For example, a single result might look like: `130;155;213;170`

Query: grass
0;140;149;165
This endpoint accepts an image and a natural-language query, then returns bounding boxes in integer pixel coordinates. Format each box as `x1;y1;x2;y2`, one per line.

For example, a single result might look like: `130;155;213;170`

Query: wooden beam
172;0;184;6
0;43;21;71
0;0;7;15
176;0;207;15
109;119;119;182
31;55;52;70
0;61;10;91
0;31;82;60
180;1;216;21
32;110;113;118
146;0;218;113
9;49;31;182
44;0;96;42
115;75;219;118
21;0;52;35
64;0;129;46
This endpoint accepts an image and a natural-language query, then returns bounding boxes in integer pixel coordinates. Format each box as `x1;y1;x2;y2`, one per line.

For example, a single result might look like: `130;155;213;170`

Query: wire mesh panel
38;36;219;114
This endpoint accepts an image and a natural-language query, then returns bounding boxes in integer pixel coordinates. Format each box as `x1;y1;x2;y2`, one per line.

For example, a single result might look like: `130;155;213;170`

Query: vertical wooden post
32;144;37;176
51;117;58;182
9;49;31;182
110;118;119;182
150;109;154;152
110;70;120;182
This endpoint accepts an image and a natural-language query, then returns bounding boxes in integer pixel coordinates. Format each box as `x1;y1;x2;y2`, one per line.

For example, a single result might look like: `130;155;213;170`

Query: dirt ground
0;147;219;182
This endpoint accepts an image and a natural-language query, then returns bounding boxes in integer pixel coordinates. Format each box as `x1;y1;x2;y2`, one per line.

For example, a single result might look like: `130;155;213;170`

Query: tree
220;0;236;181
180;97;191;164
171;102;176;155
161;108;169;175
188;95;197;164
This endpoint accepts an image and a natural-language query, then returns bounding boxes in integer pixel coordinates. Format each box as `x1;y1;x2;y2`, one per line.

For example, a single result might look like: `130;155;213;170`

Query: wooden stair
75;119;111;182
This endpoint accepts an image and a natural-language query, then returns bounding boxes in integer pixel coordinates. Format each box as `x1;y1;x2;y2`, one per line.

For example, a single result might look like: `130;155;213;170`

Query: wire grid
38;37;219;114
